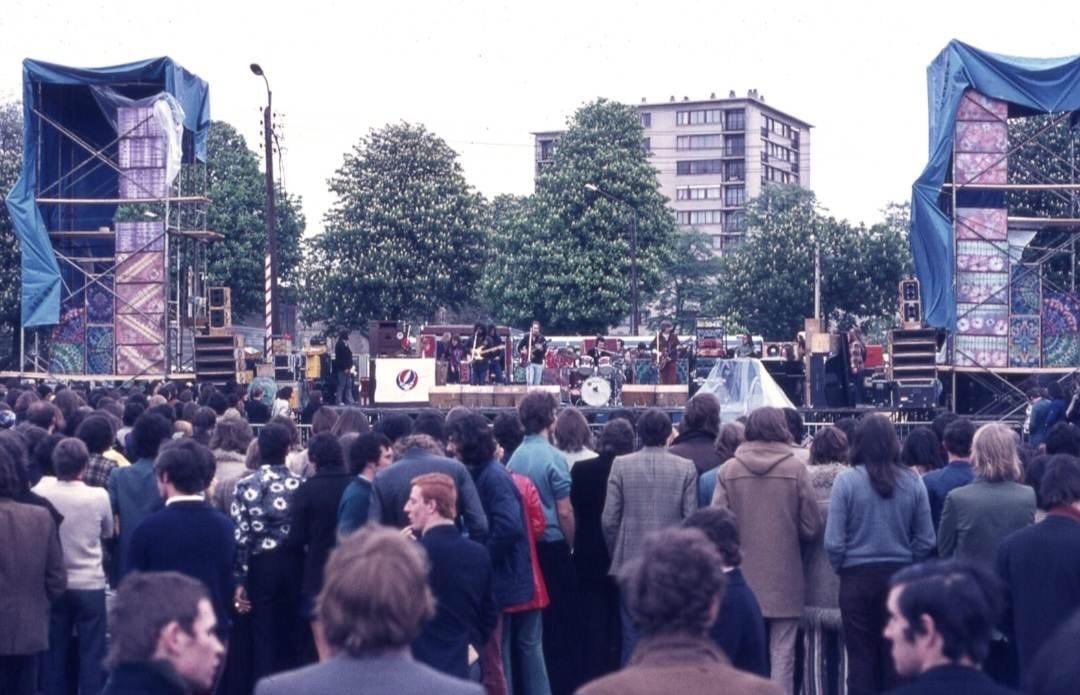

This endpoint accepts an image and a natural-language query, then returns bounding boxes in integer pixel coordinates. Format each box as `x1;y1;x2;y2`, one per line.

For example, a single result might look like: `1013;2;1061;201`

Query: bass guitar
468;344;505;363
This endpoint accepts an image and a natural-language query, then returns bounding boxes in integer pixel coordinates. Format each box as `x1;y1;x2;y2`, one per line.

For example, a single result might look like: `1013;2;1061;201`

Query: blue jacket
710;567;768;677
108;457;163;576
470;460;533;609
922;461;974;530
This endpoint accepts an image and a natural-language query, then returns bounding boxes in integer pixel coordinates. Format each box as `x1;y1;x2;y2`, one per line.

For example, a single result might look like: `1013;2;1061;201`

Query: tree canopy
0;102;21;333
300;122;485;328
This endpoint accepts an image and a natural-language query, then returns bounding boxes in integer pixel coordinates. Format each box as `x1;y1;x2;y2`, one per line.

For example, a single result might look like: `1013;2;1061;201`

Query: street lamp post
584;183;640;335
250;63;280;341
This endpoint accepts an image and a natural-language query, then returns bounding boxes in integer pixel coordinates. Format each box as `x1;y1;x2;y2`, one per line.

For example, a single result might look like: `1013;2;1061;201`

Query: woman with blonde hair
937;423;1036;567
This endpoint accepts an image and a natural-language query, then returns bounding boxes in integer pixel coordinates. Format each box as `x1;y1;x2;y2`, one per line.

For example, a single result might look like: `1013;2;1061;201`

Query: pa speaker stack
899;279;922;329
369;320;406;356
208;287;231;332
194;334;245;387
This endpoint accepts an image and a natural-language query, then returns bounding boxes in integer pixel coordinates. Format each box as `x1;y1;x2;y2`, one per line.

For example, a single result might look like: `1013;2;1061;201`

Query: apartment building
533;89;812;253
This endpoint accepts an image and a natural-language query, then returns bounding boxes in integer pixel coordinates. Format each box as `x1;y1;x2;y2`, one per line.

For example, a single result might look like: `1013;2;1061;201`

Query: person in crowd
76;413;120;488
337;433;393;536
577;527;780;695
825;414;936;695
553;407;596;468
448;412;531;695
683;507;768;678
374;412;415;444
29;432;64;490
245;387;271;425
36;438;113;695
1025;607;1080;695
271;387;293;419
286;433;352;661
231;422;307;683
922;418;976;529
334;330;356;406
101;571;225;695
208;415;254;513
938;423;1035;567
191;407;216;447
27;400;61;432
802;426;849;695
126;439;235;641
783;408;809;454
1043;422;1080;455
929;412;959;468
603;408;697;661
669;392;724;475
1044;382;1068;430
572;418;635;681
882;560;1015;695
109;412;172;575
901;427;943;476
507;390;582;695
493;411;526;464
698;421;745;507
329;407;370;440
405;473;498;680
413;410;447;447
711;406;822;695
995;454;1080;678
0;446;66;695
254;526;482;695
1026;388;1052;448
367;431;489;539
299;390;324;426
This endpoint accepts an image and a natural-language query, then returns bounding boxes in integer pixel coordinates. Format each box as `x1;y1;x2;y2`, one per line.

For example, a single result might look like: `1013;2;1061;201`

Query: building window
724;186;745;207
676;159;723;176
724;135;745;156
724;160;745;182
677;209;724;226
711;235;724;250
641;112;652;128
538;139;557;161
676;108;723;126
642;137;651;153
676;185;722;200
723;210;747;232
724;109;745;131
676;133;724;150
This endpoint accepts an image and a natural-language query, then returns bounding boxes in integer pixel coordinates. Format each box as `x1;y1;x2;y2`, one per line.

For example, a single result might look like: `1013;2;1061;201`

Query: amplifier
896;381;937;409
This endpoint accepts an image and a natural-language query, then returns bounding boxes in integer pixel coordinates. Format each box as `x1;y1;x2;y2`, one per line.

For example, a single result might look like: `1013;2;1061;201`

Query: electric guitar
468;344;505;363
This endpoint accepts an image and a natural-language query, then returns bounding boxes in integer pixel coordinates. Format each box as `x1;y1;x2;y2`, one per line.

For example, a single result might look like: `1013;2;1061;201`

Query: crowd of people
1;377;1079;695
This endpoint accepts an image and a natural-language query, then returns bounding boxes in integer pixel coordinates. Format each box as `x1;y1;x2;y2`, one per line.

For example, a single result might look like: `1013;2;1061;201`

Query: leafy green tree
711;186;911;339
199;122;304;319
651;227;723;332
301;122;485;328
0;102;22;335
482;99;676;334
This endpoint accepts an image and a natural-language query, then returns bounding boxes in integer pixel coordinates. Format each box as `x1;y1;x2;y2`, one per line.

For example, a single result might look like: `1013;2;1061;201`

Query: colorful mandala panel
1008;317;1040;369
49;342;85;374
1010;264;1041;315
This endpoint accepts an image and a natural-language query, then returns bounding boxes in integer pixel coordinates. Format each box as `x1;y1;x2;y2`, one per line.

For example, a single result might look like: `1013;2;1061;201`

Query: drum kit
569;355;626;407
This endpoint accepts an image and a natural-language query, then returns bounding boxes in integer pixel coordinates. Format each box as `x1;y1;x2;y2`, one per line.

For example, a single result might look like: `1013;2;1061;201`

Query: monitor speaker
899;279;921;328
208;287;231;330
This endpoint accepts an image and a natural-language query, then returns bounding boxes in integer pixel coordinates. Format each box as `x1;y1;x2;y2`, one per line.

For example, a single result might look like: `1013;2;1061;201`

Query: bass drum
580;376;613;407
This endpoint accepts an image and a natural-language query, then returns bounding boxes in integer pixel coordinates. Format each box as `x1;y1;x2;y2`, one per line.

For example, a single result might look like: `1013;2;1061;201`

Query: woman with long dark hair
824;414;935;695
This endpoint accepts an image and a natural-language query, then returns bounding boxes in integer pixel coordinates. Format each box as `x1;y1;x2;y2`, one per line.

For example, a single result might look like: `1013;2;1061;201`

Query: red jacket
506;473;549;612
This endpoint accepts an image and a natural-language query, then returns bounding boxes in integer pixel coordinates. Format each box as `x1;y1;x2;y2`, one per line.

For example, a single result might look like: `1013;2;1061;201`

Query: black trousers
0;654;37;695
839;562;908;695
247;547;304;686
536;540;584;695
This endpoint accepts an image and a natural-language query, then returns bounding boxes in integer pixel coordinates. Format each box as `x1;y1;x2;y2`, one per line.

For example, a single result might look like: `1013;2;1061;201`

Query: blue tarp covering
5;57;210;327
911;40;1080;329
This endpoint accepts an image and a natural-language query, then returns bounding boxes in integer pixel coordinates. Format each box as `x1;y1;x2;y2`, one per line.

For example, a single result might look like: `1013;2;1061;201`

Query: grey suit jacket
255;650;483;695
602;446;698;577
0;498;66;654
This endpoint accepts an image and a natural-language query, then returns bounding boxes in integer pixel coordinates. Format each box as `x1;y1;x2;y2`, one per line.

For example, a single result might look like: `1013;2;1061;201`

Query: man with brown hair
578;527;780;695
711;406;822;695
405;473;498;680
255;526;482;695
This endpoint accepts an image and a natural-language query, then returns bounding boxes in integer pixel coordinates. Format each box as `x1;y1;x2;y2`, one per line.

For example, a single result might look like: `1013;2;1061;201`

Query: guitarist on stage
656;320;679;385
483;322;505;385
517;321;548;386
468;323;489;385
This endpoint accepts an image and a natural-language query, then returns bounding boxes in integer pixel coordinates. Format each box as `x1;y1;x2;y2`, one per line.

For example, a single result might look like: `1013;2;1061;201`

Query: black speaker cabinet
369;320;405;356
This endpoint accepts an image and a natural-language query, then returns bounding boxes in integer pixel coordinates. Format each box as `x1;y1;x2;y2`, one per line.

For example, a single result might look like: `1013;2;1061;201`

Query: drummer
587;335;609;366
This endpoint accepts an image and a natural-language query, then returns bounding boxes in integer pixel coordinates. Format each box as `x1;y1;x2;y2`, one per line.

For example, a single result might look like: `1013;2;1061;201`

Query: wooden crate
429;386;462;409
621;384;655;407
493;385;525;407
461;386;495;408
655;385;689;408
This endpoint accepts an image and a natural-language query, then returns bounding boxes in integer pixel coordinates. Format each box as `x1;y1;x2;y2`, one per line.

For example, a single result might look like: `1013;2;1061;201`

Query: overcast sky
2;0;1077;234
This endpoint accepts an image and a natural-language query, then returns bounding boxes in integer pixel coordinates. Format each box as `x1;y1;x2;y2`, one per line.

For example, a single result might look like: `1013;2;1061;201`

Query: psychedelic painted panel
956;241;1008;273
85;276;115;324
49;342;84;374
116;252;165;284
119;168;167;199
1010;263;1041;315
956;91;1008;121
115;283;165;315
1008;316;1040;368
954;152;1007;185
116;344;165;376
957;272;1008;305
115;313;165;345
50;306;85;344
115;221;165;253
956;305;1008;336
1042;292;1080;367
954;336;1008;368
86;350;114;375
956;208;1007;241
955;121;1008;153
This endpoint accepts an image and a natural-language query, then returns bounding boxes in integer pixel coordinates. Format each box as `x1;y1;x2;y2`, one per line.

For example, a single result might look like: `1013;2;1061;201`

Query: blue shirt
337;477;373;536
922;460;974;530
107;457;163;577
507;434;571;542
